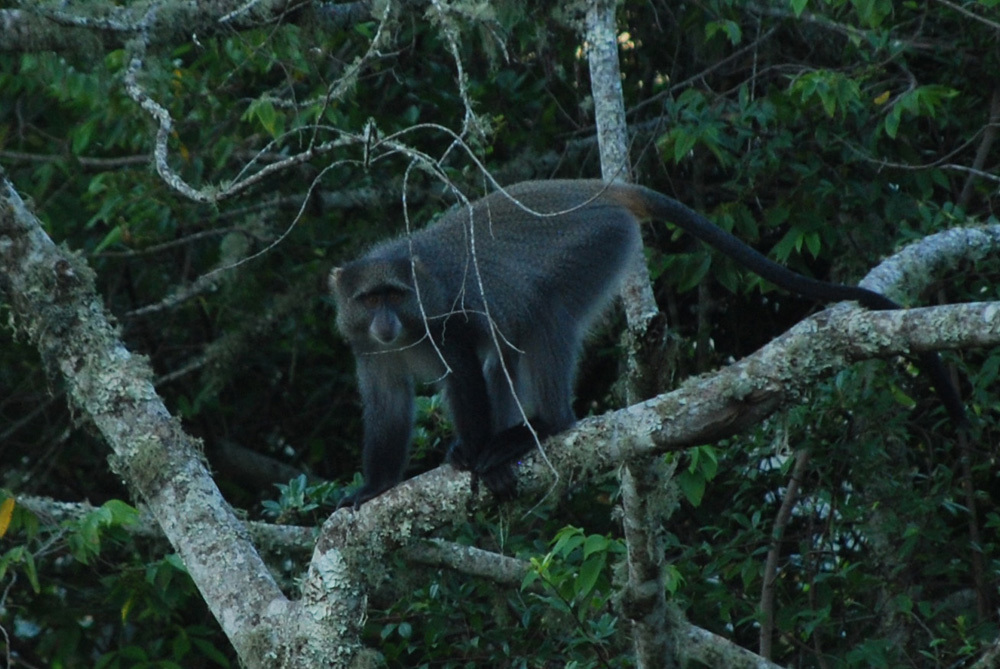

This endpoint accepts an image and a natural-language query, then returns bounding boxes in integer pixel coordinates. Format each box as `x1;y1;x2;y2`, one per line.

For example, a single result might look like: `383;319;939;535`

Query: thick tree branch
318;298;1000;556
406;539;530;584
14;495;317;556
678;625;786;669
583;4;677;664
0;169;348;669
620;461;679;668
862;225;1000;299
582;0;667;403
0;1;374;54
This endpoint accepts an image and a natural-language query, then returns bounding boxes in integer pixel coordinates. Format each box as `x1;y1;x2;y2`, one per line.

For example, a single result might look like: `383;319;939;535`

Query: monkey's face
329;259;425;352
359;289;407;345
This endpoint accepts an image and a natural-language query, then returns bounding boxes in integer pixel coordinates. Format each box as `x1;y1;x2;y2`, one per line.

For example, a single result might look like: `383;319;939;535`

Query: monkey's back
366;181;643;338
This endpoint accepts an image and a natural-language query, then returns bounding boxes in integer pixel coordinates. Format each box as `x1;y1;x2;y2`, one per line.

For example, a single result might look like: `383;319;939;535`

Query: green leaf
676;253;712;293
791;0;809;16
101;499;140;526
677;470;707;506
818;88;837;116
582;534;609;559
693;445;719;480
92;225;124;254
705;20;742;45
892;594;914;614
171;629;191;660
551;527;584;558
532;593;572;615
889;383;916;408
71;118;98;155
664;564;685;594
804;231;822;258
23;550;40;593
576;554;605;600
354;21;377;38
164;553;188;572
673;131;698;163
770;227;802;263
245;98;280;138
884;107;901;138
851;0;892;27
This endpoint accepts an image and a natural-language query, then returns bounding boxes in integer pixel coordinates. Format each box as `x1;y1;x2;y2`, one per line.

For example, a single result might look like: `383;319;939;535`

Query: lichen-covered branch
0;0;376;54
0;168;352;669
332;293;987;599
863;223;1000;300
583;3;679;664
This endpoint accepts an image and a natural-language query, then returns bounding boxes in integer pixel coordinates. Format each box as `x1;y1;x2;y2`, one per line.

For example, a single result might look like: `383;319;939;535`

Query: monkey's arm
339;357;415;509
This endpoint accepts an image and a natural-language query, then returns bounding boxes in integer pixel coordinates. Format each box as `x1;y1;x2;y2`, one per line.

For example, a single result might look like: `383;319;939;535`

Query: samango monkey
330;180;964;508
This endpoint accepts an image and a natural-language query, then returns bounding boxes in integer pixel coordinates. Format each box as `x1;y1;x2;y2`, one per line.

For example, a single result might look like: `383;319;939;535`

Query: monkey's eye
358;288;408;309
383;290;407;305
359;294;382;309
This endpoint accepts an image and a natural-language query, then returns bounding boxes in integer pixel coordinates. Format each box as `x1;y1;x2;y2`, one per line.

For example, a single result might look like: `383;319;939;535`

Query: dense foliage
1;0;998;666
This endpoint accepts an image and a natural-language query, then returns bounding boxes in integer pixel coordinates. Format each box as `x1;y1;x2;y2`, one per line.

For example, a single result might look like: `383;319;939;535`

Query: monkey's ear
328;267;343;293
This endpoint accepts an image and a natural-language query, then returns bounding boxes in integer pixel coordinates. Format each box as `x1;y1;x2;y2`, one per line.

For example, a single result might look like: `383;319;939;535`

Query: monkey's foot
473;462;519;500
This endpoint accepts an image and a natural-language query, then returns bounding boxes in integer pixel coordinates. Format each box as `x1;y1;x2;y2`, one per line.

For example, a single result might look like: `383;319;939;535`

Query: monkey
330;179;965;508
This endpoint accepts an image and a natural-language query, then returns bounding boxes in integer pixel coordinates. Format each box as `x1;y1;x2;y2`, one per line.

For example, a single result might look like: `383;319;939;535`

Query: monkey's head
329;257;431;351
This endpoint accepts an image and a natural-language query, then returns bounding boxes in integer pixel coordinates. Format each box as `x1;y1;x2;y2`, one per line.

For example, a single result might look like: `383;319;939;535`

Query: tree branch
14;494;316;556
759;448;811;659
0;168;347;668
0;1;375;54
316;295;1000;558
583;4;678;664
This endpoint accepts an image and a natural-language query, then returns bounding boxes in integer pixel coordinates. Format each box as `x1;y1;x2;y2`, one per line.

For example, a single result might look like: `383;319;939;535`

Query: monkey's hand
445;439;511;498
475;462;519;500
447;422;547;500
447;440;520;499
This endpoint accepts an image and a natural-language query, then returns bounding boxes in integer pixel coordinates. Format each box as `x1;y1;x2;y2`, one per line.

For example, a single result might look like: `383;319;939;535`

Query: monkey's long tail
634;186;968;428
